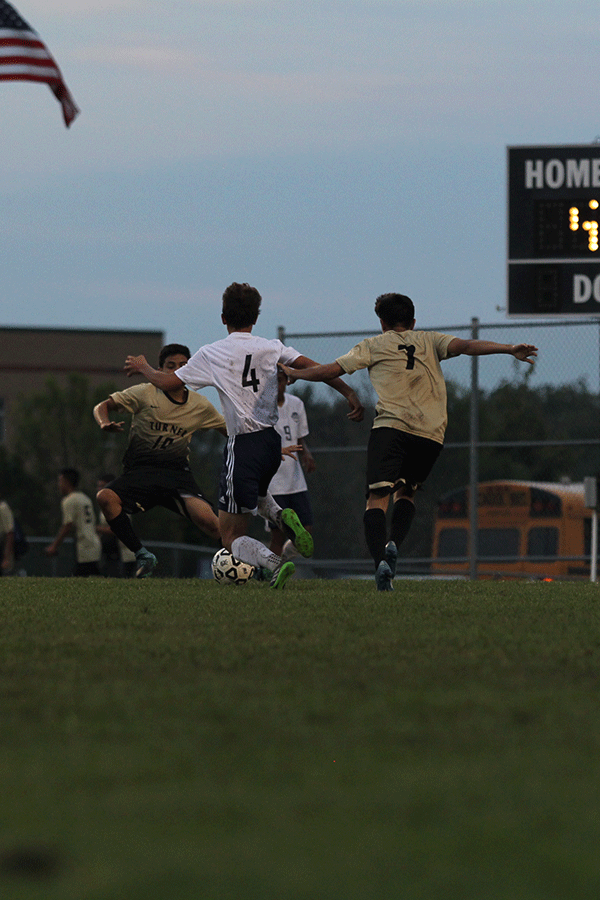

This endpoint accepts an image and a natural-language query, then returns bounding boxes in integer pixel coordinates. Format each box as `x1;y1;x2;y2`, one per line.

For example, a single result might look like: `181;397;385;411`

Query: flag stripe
0;1;79;126
0;69;63;81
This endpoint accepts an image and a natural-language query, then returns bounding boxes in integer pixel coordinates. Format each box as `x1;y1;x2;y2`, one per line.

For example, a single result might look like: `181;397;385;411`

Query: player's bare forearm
93;400;124;432
448;339;538;365
124;355;184;391
285;359;344;382
282;360;364;420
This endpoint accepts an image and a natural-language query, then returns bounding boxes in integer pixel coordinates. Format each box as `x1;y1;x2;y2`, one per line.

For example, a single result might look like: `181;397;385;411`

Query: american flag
0;0;79;127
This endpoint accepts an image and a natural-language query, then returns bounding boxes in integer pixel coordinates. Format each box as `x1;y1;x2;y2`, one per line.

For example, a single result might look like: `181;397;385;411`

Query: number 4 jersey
109;383;226;471
175;333;301;436
336;330;456;444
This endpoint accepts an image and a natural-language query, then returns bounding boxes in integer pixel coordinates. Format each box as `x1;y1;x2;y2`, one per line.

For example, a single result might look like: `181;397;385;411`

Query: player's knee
96;488;121;516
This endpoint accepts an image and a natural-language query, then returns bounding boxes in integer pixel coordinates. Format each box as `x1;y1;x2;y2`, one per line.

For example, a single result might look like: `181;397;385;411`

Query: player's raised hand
100;420;125;432
512;344;538;364
124;355;148;376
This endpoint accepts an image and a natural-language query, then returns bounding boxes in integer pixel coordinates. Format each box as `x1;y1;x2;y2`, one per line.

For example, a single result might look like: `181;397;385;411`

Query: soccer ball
211;548;255;585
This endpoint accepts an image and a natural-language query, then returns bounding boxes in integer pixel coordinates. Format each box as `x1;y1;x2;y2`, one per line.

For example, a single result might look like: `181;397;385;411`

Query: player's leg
219;431;296;588
390;488;416;558
276;491;313;559
364;490;393;591
183;496;220;542
96;475;156;578
258;492;313;559
388;435;442;557
363;428;398;584
96;486;143;553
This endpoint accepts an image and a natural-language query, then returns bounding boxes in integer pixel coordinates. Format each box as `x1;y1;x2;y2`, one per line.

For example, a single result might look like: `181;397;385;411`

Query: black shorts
219;429;282;515
268;490;313;529
366;427;442;496
107;466;209;520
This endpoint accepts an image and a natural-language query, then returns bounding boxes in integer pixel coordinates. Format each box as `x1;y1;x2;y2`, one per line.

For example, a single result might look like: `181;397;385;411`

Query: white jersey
176;332;301;436
270;394;309;495
61;491;102;564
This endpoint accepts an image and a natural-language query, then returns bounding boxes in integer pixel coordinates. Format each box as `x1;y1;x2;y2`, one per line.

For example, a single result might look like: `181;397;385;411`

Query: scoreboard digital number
536;198;599;255
508;145;600;316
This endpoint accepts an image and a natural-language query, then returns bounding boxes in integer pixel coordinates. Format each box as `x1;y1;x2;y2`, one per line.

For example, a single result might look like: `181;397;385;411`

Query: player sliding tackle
280;291;538;592
125;282;363;589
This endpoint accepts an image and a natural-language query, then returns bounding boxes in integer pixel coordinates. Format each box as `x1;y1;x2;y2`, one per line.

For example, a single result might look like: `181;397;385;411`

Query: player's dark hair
374;293;415;328
159;344;191;368
60;468;80;488
222;282;261;328
99;473;115;484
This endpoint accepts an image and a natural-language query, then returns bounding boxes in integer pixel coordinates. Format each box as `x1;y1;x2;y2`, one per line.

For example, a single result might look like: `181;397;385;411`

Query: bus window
438;527;468;558
527;527;558;558
479;528;520;558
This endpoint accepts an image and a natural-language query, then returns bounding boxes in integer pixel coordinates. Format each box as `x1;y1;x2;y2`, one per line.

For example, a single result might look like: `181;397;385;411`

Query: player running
94;344;227;578
124;282;363;589
281;292;537;591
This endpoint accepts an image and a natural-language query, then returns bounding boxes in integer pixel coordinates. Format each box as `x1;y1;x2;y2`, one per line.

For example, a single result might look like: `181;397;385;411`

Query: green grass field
1;576;600;899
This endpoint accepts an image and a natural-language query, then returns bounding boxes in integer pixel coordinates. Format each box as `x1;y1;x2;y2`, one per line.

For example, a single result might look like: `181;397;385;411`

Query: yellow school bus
432;481;592;579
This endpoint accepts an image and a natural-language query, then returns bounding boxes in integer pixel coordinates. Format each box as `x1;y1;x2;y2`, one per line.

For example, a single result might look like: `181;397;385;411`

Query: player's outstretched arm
447;339;538;365
283;360;343;382
283;359;364;421
124;355;184;391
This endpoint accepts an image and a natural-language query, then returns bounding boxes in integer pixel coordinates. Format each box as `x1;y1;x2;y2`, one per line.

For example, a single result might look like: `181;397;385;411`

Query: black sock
363;508;387;569
390;498;416;549
106;510;142;554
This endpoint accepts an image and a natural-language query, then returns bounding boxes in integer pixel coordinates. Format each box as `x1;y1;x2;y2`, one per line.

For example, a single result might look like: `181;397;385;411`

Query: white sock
257;493;282;529
231;536;281;571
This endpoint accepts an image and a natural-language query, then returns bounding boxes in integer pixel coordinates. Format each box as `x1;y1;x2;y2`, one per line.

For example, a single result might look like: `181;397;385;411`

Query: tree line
2;373;599;562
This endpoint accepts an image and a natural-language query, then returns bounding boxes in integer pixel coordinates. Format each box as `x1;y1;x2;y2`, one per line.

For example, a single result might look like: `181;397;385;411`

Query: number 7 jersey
175;332;301;436
336;330;456;444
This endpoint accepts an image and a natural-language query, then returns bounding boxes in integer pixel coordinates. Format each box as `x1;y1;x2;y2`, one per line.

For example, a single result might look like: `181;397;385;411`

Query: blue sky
1;0;599;355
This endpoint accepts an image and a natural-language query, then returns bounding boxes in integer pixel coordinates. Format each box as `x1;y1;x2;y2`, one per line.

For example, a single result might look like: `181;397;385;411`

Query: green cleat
280;508;313;558
269;560;295;590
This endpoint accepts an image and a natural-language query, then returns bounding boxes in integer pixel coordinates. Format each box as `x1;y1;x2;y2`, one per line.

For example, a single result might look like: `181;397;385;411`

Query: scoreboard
508;144;600;316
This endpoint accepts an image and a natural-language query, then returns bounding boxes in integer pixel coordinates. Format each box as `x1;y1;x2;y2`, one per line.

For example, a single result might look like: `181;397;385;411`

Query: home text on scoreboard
508;145;600;316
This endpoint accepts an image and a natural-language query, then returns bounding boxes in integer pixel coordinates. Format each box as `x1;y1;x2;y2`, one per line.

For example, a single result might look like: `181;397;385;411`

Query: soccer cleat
135;548;157;578
385;541;398;578
280;508;314;558
375;560;393;591
269;560;295;590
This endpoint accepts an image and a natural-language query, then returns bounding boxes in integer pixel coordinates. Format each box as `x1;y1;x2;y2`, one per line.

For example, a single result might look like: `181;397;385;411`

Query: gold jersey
336;330;456;444
110;383;226;471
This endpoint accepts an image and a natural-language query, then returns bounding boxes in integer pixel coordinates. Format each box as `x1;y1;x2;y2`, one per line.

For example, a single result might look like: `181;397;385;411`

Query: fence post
277;326;286;342
469;317;480;581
